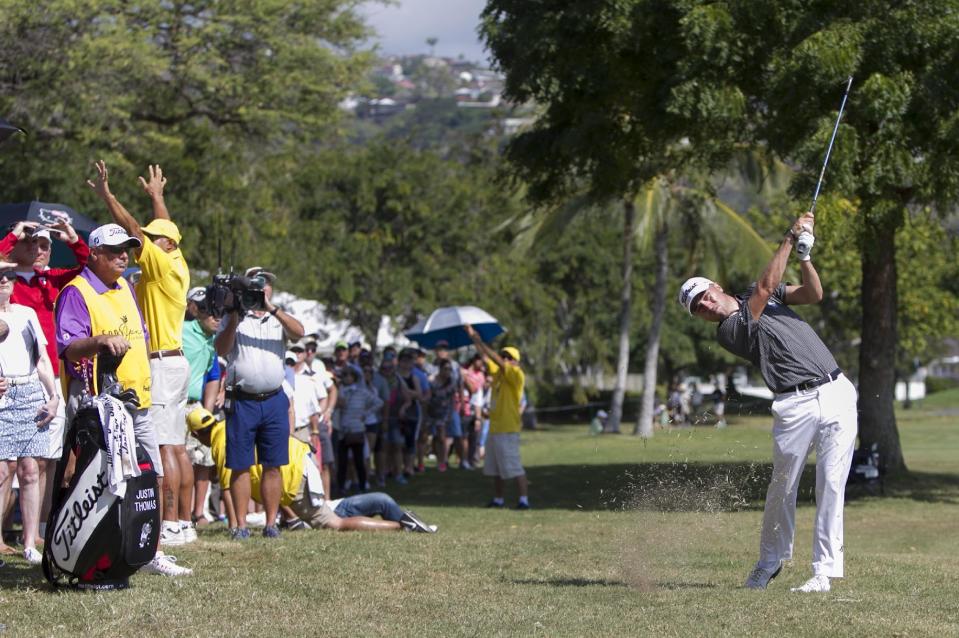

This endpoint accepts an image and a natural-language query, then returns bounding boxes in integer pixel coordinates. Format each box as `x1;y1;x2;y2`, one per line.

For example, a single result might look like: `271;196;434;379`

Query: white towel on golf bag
96;394;141;497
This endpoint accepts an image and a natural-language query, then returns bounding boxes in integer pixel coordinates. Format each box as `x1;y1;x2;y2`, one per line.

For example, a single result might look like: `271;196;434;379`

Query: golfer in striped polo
679;211;857;594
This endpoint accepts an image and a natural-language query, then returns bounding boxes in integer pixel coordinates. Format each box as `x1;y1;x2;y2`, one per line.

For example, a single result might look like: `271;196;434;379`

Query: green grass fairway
2;405;957;637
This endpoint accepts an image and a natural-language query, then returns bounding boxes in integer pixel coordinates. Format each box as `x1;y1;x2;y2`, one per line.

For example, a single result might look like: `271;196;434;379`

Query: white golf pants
757;374;858;578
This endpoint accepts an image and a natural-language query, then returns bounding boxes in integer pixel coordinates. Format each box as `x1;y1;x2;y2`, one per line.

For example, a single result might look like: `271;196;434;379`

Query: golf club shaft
809;76;854;216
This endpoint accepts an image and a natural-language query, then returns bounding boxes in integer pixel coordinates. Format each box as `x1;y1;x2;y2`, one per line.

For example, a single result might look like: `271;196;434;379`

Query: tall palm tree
631;154;790;436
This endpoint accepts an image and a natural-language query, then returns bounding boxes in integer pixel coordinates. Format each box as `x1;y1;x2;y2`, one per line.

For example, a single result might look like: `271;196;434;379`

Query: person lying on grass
186;407;436;533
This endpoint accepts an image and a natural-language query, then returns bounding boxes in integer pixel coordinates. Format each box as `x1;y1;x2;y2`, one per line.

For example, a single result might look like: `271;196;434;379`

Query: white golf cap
678;276;714;314
187;286;207;303
88;223;142;249
284;350;298;362
30;227;52;241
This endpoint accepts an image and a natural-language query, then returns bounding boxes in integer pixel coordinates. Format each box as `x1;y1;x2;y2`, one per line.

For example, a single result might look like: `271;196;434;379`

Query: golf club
809;76;854;217
797;76;853;257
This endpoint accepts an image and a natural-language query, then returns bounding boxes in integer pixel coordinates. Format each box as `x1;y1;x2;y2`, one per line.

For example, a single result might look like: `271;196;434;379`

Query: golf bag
42;354;160;590
846;442;883;497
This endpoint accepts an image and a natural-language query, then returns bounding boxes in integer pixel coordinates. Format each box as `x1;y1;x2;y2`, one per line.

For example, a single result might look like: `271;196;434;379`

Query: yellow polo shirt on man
135;237;189;351
209;421;308;506
487;359;525;434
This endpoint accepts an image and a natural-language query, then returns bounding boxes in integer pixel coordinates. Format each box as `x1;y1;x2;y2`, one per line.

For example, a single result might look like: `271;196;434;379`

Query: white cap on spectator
88;223;142;249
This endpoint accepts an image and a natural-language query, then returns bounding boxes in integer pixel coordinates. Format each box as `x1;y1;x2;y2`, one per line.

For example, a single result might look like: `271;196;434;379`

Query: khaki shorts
149;356;190;446
483;432;525;480
289;477;341;529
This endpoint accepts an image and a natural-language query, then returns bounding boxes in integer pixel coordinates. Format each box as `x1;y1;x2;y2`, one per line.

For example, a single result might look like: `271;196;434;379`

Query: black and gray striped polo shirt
716;283;838;394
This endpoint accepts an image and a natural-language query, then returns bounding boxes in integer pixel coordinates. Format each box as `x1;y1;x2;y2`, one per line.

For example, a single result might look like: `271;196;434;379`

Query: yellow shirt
63;274;152;408
210;422;308;507
135;238;189;351
487;358;525;434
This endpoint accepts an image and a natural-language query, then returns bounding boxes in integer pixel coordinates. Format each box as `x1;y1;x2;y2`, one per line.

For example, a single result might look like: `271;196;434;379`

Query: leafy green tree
481;1;768;432
0;0;374;273
279;138;529;346
699;1;959;471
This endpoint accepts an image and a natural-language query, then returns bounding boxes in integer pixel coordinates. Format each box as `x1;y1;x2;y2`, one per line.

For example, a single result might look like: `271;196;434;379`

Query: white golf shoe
791;575;830;593
142;552;193;577
744;561;783;590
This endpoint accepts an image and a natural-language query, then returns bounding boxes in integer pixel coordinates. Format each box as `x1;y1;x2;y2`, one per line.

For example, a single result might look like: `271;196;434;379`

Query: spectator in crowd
332;341;351;378
186;407;435;533
215;266;304;539
287;343;327;451
381;353;408;485
427;359;457;472
0;218;87;542
462;354;486;465
363;361;390;488
395;349;425;478
477;371;492;462
411;348;432;472
182;287;223;530
0;261;59;564
55;223;189;575
590;410;609;436
302;337;336;496
336;366;382;495
433;340;469;469
465;324;530;509
347;340;363;366
87;161;194;546
712;388;727;428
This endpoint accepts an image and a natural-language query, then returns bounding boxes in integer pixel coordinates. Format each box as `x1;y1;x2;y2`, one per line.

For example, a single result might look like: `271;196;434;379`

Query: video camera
202;273;267;318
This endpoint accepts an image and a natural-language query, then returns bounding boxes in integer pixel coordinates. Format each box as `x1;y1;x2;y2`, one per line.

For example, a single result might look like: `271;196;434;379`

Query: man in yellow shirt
465;324;530;509
87;161;193;546
186;408;436;533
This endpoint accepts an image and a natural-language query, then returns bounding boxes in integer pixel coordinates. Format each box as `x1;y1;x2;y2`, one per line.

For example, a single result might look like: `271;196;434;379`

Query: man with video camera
214;266;304;539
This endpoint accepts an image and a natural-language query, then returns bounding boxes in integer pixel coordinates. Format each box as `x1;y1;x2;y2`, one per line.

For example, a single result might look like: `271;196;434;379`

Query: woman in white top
0;263;59;564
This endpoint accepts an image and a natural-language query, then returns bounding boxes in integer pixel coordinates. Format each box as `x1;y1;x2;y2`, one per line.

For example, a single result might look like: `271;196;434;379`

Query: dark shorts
225;391;290;470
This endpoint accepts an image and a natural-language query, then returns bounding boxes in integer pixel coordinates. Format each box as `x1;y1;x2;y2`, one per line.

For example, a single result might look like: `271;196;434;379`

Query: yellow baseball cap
186;406;217;433
500;346;521;362
142;218;182;244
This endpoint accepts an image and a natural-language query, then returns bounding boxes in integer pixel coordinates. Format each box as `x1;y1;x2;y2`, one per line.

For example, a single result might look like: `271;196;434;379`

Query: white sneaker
142;553;193;577
159;523;186;546
744;561;783;590
23;547;42;565
180;523;198;543
791;575;830;593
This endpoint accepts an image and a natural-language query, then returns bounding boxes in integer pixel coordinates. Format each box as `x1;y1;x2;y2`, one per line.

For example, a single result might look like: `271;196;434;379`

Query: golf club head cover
796;232;815;261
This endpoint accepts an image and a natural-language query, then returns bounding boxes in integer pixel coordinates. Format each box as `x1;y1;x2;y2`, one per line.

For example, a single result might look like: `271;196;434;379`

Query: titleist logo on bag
51;450;118;572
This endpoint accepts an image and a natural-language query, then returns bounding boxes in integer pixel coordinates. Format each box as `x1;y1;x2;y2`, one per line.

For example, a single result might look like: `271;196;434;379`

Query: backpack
42;356;160;590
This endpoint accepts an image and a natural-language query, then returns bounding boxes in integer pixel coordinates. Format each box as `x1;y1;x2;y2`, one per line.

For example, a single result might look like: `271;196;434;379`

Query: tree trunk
607;198;635;433
635;221;668;437
858;219;907;473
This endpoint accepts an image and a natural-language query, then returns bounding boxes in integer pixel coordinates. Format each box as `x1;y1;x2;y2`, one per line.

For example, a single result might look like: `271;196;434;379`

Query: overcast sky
361;0;491;63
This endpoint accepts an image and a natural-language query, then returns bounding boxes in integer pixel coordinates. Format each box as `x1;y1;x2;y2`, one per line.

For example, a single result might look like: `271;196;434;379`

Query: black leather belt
229;387;282;402
782;368;842;394
149;348;184;359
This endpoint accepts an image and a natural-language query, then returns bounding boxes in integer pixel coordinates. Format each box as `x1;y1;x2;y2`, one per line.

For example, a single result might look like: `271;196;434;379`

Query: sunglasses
0;270;17;282
99;245;129;255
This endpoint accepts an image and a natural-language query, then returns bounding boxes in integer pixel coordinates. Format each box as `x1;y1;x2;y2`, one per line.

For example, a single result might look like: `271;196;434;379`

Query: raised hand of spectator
10;221;40;240
86;160;113;201
48;219;79;244
138;164;167;200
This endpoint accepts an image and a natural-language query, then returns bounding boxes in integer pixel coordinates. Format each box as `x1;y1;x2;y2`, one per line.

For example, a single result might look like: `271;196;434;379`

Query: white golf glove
796;231;814;261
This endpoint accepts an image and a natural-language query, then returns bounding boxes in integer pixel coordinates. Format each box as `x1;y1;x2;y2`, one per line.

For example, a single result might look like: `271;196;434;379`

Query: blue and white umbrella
405;306;505;349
